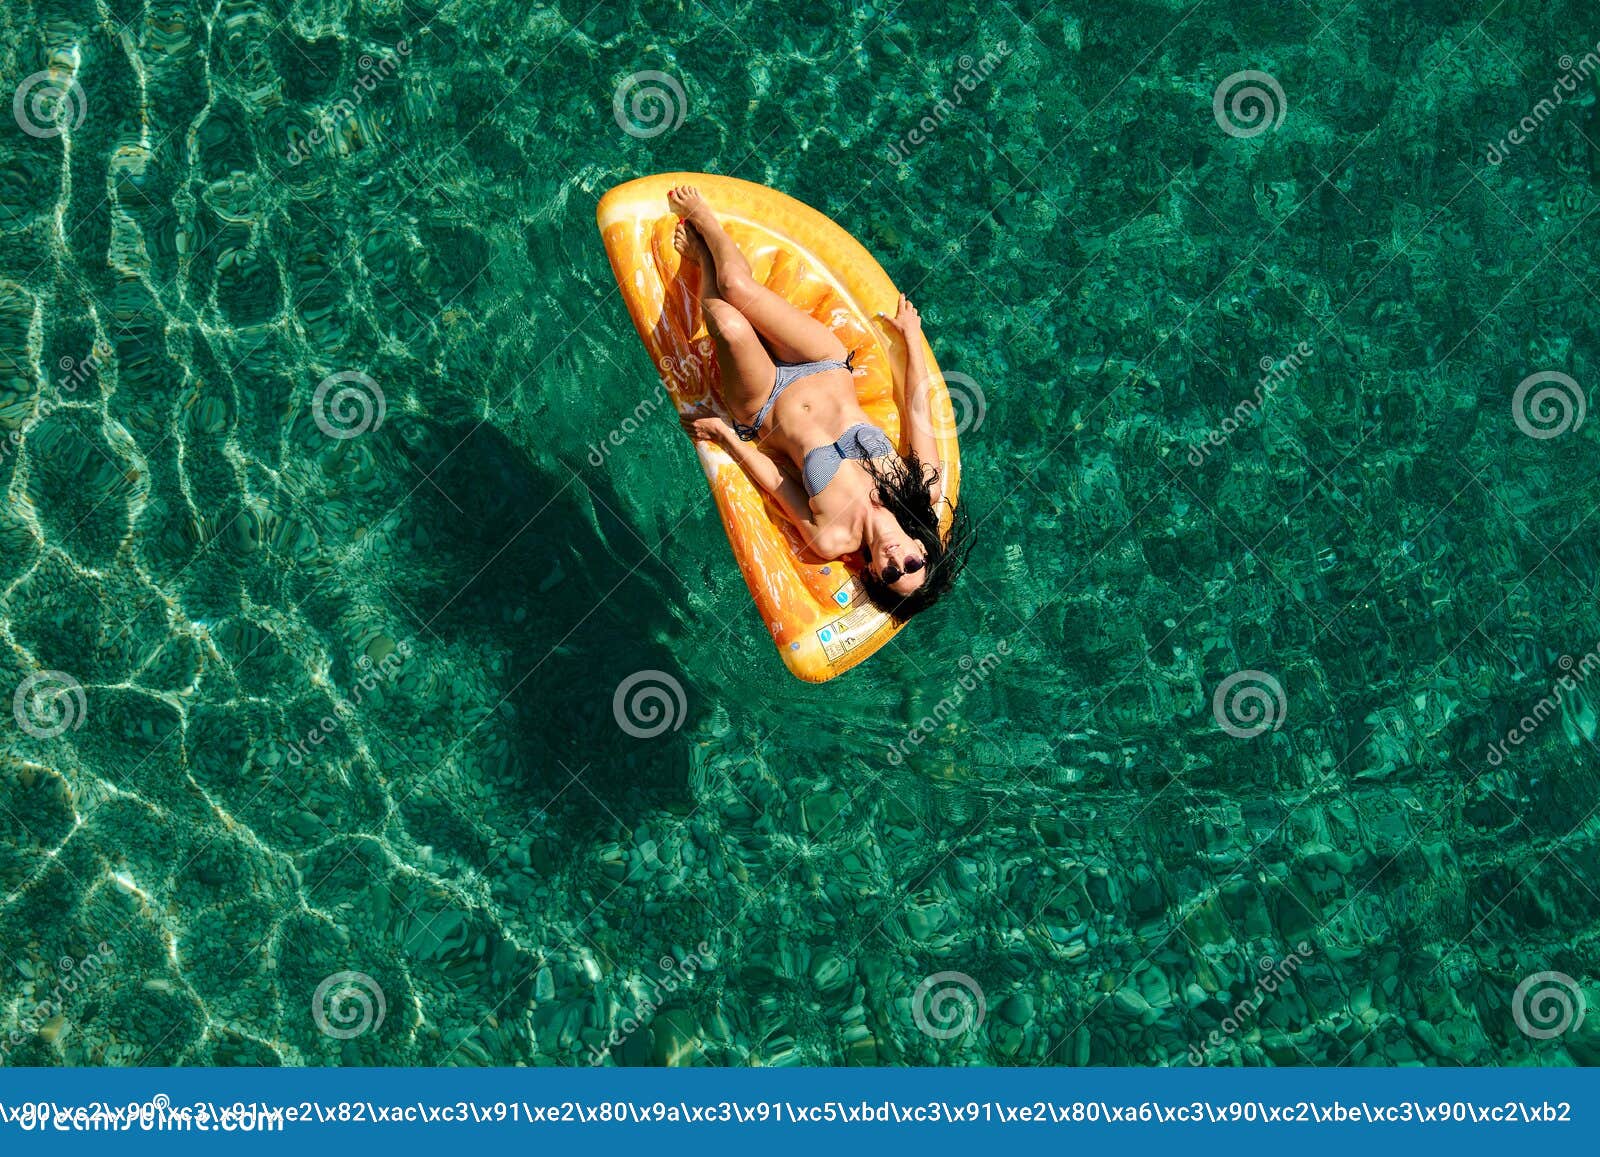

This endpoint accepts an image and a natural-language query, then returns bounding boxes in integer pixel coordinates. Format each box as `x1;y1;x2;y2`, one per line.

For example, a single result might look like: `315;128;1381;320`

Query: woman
669;186;971;622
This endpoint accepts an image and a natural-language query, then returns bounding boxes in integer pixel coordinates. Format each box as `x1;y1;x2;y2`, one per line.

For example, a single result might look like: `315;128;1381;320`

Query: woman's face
867;524;928;595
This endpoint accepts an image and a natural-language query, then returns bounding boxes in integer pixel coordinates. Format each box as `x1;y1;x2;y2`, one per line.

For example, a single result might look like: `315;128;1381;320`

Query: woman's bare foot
673;219;709;266
668;183;760;297
668;184;717;230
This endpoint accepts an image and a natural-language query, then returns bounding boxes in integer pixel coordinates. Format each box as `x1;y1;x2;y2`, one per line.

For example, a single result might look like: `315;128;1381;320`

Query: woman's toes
673;220;704;264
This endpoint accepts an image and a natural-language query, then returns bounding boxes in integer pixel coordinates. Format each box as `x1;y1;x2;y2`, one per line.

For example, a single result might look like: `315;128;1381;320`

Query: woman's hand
679;405;733;444
886;293;922;338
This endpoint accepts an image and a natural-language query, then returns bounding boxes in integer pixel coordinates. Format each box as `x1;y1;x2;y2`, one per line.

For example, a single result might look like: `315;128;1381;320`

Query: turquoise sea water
2;0;1599;1066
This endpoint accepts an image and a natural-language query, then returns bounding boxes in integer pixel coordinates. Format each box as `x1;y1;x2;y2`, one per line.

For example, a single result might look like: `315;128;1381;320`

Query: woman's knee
702;298;751;340
716;267;759;308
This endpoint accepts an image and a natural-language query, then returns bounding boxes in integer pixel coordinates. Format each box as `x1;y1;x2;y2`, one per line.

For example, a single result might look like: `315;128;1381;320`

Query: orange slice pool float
596;173;962;683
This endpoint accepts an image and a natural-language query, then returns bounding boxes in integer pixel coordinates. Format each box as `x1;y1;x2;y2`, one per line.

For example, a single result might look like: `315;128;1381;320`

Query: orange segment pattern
597;173;962;683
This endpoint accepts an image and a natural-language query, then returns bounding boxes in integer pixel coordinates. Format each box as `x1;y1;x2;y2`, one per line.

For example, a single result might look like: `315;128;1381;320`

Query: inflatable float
596;173;962;683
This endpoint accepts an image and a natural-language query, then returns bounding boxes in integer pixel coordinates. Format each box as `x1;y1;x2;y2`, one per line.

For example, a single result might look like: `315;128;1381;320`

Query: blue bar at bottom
0;1067;1593;1153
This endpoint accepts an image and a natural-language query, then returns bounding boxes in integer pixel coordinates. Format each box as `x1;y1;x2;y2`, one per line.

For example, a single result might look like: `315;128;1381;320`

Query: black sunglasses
881;556;924;585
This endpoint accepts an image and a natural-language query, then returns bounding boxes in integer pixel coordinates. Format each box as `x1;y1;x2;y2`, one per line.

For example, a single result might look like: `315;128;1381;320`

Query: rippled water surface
2;0;1599;1066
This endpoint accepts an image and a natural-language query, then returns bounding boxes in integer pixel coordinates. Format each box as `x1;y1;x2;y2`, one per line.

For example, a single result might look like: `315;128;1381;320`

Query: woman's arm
887;294;942;505
681;410;823;542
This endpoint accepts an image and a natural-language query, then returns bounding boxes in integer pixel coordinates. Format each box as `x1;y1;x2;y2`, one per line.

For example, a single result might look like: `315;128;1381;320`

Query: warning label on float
816;582;890;662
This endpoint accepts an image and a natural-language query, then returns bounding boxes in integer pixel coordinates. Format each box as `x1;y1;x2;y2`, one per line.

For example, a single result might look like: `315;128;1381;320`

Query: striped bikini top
801;423;895;496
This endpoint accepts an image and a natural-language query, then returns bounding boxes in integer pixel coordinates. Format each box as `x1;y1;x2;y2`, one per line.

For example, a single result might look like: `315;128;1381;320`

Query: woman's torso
746;369;886;520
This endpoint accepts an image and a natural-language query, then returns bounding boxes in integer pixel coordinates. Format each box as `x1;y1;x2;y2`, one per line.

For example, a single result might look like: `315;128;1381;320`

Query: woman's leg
676;221;775;422
669;185;848;365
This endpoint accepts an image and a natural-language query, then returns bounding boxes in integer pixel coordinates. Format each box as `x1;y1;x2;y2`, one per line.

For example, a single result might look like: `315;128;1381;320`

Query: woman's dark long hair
858;451;974;623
